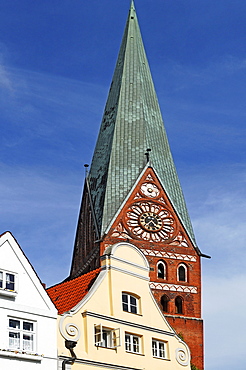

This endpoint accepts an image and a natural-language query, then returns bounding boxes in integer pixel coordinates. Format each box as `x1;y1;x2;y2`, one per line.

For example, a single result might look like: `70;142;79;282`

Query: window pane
0;271;3;288
159;342;165;357
130;296;137;313
122;293;128;311
23;322;33;331
7;273;15;282
23;334;33;351
102;331;108;348
178;266;186;281
122;293;128;303
152;340;157;356
130;304;137;314
133;336;139;352
9;332;20;349
9;319;20;329
125;334;131;351
130;296;136;305
6;273;15;290
94;325;102;345
122;302;128;312
158;263;165;278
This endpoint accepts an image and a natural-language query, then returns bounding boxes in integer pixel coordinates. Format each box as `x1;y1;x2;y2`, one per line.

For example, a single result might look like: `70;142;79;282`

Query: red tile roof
46;268;101;314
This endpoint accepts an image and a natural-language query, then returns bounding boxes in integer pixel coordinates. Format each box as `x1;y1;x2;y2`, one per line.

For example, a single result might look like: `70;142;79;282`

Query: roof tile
46;268;101;314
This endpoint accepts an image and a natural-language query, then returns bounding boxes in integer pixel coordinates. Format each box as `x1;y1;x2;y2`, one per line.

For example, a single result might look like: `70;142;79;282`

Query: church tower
70;2;208;369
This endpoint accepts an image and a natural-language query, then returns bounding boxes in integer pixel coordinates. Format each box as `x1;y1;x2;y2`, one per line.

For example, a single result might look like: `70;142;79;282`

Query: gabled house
0;232;57;369
47;242;191;370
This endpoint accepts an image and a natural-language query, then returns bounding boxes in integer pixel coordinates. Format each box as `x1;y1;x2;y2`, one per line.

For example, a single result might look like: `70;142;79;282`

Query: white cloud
0;64;13;91
0;65;106;133
156;55;246;90
0;56;14;92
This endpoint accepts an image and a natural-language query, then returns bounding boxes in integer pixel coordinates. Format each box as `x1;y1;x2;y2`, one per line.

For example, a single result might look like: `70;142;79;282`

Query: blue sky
0;1;245;369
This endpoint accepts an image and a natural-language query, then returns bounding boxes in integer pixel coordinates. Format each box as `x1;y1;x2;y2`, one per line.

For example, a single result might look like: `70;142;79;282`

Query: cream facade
57;242;191;370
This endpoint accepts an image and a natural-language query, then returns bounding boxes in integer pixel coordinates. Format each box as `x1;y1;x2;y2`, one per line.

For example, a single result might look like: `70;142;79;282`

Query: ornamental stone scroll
175;346;190;366
59;314;81;342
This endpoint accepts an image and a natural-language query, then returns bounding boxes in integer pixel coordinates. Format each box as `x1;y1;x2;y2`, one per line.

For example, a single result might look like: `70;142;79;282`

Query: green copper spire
87;2;196;242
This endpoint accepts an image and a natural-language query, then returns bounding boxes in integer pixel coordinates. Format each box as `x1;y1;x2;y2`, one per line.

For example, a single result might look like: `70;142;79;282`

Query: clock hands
140;212;163;231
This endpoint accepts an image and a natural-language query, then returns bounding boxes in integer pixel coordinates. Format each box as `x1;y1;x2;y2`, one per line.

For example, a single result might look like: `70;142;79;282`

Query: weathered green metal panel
88;1;196;243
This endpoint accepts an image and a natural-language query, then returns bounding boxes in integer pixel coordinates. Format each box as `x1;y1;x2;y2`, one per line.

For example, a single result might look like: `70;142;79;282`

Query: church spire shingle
70;1;199;278
87;1;195;242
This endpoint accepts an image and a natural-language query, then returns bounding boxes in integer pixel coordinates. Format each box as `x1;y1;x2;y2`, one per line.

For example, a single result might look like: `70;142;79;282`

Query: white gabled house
0;231;57;369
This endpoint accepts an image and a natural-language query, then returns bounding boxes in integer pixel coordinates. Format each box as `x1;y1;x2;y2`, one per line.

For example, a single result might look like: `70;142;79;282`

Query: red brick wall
165;316;204;370
101;167;204;369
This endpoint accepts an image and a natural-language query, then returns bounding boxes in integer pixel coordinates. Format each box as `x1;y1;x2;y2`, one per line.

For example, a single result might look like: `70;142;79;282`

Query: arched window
157;261;166;279
175;296;183;314
177;264;187;282
161;294;169;313
122;293;139;314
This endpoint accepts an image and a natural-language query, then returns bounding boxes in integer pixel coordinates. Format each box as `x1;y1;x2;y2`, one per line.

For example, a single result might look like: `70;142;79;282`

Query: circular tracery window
125;201;177;242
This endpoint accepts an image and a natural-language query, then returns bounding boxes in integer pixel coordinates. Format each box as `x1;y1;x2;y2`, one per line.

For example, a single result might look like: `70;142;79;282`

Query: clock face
125;201;177;242
139;212;162;231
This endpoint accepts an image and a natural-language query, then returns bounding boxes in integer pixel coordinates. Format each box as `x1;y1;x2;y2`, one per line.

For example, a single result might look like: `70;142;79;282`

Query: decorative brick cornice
150;282;197;294
141;248;197;262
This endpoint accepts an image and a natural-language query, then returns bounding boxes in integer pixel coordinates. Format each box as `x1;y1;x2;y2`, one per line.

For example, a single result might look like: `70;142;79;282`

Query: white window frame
94;324;121;348
0;270;17;291
8;318;36;352
122;293;138;314
0;269;18;297
177;264;187;282
125;333;141;354
152;339;167;359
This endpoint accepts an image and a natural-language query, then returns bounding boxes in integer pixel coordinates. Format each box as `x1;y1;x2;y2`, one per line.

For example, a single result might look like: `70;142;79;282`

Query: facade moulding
82;310;175;337
59;356;144;370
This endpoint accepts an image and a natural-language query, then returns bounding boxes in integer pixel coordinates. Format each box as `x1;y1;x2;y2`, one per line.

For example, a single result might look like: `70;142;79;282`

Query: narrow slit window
157;261;166;279
178;264;187;282
175;296;183;314
161;294;169;313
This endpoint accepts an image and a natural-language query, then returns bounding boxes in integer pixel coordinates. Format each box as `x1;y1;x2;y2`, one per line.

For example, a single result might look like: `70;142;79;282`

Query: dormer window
122;293;138;314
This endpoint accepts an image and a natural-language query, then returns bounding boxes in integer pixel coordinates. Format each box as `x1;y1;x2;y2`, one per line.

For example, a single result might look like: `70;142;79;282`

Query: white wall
0;232;57;369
